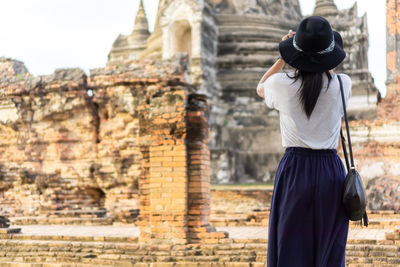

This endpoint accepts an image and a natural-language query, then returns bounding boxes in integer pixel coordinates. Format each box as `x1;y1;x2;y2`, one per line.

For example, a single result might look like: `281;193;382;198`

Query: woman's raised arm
256;30;295;99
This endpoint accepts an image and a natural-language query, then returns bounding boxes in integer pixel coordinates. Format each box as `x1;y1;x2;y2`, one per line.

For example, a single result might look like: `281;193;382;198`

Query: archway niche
170;20;192;59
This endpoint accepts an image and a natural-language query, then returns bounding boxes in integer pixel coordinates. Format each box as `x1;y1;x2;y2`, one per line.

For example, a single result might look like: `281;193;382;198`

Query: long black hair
287;70;332;119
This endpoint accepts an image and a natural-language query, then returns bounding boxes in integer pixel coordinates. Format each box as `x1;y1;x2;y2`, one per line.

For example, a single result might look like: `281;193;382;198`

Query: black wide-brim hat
279;16;346;72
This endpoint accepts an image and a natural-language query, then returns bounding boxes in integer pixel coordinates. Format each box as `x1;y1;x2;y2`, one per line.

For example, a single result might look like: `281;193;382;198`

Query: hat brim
279;31;346;72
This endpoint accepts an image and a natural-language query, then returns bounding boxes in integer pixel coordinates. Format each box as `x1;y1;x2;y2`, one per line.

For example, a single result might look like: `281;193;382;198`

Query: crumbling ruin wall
343;0;400;211
0;66;101;218
347;119;400;211
0;55;227;243
0;57;189;222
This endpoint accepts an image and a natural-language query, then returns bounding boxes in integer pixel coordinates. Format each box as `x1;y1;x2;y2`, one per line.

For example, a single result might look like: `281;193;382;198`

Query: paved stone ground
15;225;388;240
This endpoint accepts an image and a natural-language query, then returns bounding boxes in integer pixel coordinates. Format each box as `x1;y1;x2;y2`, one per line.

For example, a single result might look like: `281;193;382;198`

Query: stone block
0;228;21;234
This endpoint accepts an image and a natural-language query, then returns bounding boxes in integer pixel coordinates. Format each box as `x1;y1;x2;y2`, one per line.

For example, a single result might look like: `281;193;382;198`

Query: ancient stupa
108;0;150;63
314;0;378;120
314;0;339;16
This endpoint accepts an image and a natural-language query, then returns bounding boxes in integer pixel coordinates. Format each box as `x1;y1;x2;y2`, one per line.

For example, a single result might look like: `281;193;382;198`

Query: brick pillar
138;81;228;244
379;0;400;120
186;94;228;243
138;85;189;244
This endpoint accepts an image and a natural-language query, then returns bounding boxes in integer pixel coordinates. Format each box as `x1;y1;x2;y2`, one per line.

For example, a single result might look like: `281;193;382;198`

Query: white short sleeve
262;74;282;111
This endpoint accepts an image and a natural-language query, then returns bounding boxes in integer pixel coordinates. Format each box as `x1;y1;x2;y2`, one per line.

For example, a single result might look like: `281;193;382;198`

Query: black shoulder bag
338;75;368;227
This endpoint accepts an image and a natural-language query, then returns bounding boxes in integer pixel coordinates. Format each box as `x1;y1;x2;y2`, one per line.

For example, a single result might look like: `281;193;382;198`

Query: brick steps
48;209;108;218
211;217;399;229
347;239;395;245
350;218;400;229
0;239;267;266
366;211;400;218
210;210;400;228
347;265;398;267
0;234;138;242
10;215;397;228
0;234;395;245
0;235;398;266
0;263;112;267
10;217;113;226
345;244;400;266
210;215;268;227
346;257;400;265
8;209;399;227
0;262;270;267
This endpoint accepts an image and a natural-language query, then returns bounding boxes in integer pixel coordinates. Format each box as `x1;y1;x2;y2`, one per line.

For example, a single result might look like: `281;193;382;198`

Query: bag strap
338;74;369;227
338;75;355;170
340;130;350;172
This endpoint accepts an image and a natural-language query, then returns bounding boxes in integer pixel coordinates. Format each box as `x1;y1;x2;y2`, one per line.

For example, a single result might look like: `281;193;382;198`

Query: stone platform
3;224;389;241
0;224;398;267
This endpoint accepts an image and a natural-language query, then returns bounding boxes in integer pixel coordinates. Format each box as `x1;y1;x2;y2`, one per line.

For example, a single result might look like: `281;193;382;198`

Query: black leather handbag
338;75;368;227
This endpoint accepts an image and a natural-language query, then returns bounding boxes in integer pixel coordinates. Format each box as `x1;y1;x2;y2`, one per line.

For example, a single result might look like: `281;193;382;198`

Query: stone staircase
7;209;400;230
349;211;400;229
2;185;399;267
0;228;398;267
10;209;114;226
345;234;400;266
210;209;400;229
210;209;269;227
0;234;268;267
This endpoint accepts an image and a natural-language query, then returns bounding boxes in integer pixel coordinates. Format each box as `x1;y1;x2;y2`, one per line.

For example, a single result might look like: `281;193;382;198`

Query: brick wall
0;55;228;243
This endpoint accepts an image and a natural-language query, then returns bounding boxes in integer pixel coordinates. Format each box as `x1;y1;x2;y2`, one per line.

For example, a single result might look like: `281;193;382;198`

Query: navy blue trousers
267;147;349;267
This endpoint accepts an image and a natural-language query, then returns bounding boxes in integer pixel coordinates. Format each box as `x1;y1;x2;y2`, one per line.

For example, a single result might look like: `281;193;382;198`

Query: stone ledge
0;228;21;234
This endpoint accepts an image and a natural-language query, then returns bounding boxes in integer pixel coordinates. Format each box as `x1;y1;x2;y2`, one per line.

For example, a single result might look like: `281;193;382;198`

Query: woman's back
262;72;352;149
260;16;351;267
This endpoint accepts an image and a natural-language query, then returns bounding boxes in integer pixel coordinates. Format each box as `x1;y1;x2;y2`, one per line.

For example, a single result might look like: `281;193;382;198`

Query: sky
0;0;387;96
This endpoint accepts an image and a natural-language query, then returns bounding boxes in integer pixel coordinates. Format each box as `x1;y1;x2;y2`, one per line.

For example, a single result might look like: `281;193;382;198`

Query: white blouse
258;72;352;149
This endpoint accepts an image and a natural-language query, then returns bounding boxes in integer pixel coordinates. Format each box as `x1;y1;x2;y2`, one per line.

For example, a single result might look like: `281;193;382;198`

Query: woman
256;16;351;267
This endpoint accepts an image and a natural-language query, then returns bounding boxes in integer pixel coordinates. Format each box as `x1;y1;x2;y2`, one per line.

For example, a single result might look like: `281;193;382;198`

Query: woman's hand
282;30;295;41
256;30;295;99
